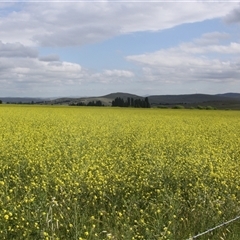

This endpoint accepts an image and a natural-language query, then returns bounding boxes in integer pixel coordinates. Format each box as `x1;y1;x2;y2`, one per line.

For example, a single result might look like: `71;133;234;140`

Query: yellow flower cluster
0;105;239;239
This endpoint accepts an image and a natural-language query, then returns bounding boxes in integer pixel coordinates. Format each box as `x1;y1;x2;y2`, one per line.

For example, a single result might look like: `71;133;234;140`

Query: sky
0;1;240;97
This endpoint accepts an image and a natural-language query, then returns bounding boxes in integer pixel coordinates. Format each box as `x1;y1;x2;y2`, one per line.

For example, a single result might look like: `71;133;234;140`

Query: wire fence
186;215;240;240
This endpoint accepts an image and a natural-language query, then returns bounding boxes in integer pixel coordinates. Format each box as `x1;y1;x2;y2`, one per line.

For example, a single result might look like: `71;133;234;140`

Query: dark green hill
101;92;144;100
216;93;240;99
148;94;236;105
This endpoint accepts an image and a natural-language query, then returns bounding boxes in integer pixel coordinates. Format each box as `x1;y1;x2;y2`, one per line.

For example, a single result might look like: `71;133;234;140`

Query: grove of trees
112;97;150;108
69;100;104;106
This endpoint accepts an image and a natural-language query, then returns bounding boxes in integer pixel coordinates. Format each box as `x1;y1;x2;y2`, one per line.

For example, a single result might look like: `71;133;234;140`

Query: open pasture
0;105;240;239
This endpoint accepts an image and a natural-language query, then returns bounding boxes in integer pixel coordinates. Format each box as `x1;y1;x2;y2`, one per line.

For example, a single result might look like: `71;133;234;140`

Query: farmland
0;105;240;239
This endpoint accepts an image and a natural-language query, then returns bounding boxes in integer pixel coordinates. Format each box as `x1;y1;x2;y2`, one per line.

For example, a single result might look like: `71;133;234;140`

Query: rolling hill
1;92;240;109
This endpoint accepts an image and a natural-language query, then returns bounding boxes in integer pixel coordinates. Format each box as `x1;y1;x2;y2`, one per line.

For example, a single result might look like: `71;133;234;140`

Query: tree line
69;100;104;106
112;97;150;108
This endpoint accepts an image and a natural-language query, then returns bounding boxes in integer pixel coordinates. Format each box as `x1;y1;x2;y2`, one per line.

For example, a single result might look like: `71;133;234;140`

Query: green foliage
172;105;185;109
196;105;217;110
197;105;205;110
0;99;2;104
69;100;104;106
112;97;150;108
206;106;216;110
157;105;168;109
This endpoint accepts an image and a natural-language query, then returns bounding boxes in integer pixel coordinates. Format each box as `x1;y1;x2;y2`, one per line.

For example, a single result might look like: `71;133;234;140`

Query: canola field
0;105;240;240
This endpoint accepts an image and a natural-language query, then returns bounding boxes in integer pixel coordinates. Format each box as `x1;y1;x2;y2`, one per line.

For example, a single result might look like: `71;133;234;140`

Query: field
0;105;240;240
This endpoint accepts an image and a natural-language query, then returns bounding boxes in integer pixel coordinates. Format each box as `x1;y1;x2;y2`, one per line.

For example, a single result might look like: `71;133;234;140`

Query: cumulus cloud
0;58;83;83
0;2;238;47
0;49;85;97
224;4;240;23
39;54;60;62
0;42;134;96
193;32;230;45
127;32;240;84
0;41;38;58
91;69;134;83
1;2;240;96
103;69;134;78
0;39;84;89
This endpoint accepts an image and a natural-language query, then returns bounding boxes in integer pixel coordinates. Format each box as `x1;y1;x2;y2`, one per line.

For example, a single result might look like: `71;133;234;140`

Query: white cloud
0;41;38;58
179;41;240;55
193;32;230;45
103;69;134;78
1;2;240;96
42;61;82;73
0;52;85;96
0;43;135;96
91;69;134;83
127;32;240;84
39;54;60;62
224;4;240;23
0;2;238;47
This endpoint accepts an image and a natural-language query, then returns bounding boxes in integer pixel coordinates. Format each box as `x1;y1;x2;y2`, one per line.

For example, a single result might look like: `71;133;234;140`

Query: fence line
186;215;240;240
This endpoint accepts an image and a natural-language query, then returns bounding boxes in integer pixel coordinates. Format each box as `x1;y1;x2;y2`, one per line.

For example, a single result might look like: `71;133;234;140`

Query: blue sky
0;1;240;97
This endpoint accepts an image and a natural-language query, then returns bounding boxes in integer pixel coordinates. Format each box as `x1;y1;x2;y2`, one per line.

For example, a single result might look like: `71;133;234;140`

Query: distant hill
46;96;113;106
0;97;48;103
102;92;144;100
216;93;240;99
44;92;144;106
1;92;240;109
148;94;237;105
148;93;240;109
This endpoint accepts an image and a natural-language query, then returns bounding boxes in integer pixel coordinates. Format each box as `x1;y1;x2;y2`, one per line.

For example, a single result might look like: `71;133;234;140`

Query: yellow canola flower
0;105;239;240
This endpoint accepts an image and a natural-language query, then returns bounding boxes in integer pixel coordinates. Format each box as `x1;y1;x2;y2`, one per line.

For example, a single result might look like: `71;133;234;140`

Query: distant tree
70;101;103;107
112;97;151;108
77;102;86;106
69;102;86;106
127;97;131;107
87;101;95;106
197;105;205;110
96;100;104;106
0;99;2;104
172;105;185;109
206;106;216;110
112;97;125;107
86;100;104;106
131;98;134;107
145;97;150;108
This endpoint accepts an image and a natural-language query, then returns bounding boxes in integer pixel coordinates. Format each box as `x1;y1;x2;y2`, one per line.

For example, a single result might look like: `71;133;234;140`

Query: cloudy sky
0;1;240;97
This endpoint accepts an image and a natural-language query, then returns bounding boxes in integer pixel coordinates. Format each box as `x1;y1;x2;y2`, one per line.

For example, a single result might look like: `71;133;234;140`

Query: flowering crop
0;105;240;239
